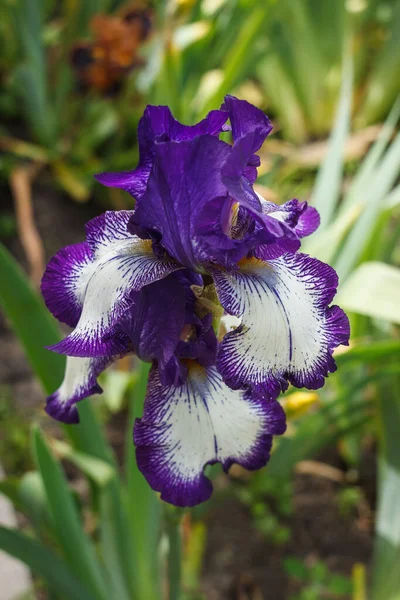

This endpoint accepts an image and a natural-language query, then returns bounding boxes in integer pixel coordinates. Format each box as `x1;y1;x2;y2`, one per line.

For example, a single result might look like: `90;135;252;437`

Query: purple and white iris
41;96;350;507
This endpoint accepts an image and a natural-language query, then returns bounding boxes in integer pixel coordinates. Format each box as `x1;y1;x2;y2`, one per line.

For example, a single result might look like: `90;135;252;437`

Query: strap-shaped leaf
0;526;98;600
33;427;107;600
0;243;116;463
336;262;400;324
124;361;161;600
310;44;353;229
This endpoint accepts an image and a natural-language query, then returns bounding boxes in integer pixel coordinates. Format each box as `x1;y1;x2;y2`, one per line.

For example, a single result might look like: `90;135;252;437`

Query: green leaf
310;44;353;229
342;96;400;215
0;526;98;600
33;427;107;600
101;370;137;414
305;95;400;268
199;6;268;117
372;373;400;600
98;487;132;600
11;0;56;146
357;2;400;126
334;128;400;280
18;471;49;533
336;262;400;324
0;243;115;461
52;440;116;486
335;340;400;367
125;361;161;600
0;243;64;393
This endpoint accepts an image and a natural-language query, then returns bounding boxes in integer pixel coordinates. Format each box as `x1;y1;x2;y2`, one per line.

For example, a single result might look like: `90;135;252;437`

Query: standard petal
134;364;286;507
223;95;273;152
129;135;232;268
41;242;94;327
45;356;111;424
214;254;350;396
95;106;227;200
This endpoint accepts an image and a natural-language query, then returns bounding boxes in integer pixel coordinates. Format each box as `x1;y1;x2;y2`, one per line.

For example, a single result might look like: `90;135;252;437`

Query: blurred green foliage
284;557;353;600
1;0;400;204
0;0;400;599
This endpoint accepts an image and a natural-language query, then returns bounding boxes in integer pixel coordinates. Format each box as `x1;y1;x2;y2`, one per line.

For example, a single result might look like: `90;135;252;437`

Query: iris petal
45;356;111;424
129;135;232;268
95;106;227;200
134;364;286;507
214;253;350;397
48;211;182;357
41;242;94;328
254;197;320;260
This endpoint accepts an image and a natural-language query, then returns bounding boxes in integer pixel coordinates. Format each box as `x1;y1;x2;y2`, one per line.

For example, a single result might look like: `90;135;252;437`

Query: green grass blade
335;340;400;367
199;6;268;117
98;487;132;600
304;95;400;262
257;53;308;144
125;361;161;600
357;1;400;127
372;374;400;600
33;427;107;600
0;242;64;392
0;526;99;600
342;96;400;214
310;45;353;229
334;129;400;280
0;243;116;458
52;440;115;486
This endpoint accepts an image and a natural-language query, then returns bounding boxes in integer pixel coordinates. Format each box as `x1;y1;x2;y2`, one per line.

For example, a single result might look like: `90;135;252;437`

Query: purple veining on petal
45;355;111;424
41;242;94;328
47;210;182;358
214;253;350;397
85;210;134;256
49;241;182;358
134;364;286;507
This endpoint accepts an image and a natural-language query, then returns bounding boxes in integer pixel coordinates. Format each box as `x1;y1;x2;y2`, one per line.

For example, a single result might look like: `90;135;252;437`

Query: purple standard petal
223;95;273;153
134;364;286;507
41;242;94;327
48;211;182;357
95;106;227;200
223;95;272;185
45;356;111;424
129;135;233;268
214;253;350;397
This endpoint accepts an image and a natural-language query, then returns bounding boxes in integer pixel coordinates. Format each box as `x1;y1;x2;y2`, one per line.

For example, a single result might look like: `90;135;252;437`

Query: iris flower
41;96;349;507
